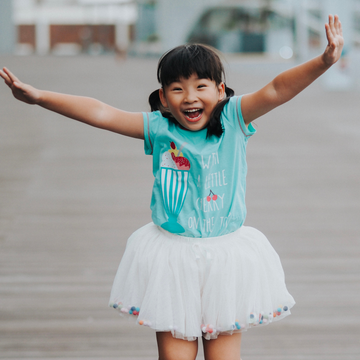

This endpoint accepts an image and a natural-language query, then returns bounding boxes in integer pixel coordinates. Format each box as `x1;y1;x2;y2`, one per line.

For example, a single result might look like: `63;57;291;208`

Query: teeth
184;109;201;113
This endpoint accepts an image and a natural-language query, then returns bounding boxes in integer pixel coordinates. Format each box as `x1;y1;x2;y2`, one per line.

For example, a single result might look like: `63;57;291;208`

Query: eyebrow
170;76;206;83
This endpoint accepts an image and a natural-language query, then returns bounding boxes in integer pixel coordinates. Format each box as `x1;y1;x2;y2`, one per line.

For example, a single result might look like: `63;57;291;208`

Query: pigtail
148;89;177;124
206;84;235;139
148;89;163;112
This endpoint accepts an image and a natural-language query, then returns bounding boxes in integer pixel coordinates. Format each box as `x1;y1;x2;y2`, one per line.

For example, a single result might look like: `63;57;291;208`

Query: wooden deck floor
0;55;359;360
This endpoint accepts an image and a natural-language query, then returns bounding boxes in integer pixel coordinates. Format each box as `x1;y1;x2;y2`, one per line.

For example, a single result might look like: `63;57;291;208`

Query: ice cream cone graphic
160;142;191;233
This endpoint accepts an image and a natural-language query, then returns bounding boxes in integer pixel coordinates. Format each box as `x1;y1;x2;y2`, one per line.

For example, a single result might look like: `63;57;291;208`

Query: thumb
12;81;26;91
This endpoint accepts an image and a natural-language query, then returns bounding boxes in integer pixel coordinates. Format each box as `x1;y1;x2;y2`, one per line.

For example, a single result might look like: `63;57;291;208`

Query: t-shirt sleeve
143;111;162;155
227;96;256;138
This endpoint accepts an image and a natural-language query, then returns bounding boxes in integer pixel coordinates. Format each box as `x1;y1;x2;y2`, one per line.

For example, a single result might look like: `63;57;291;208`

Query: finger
0;68;10;80
0;70;24;90
324;23;333;44
328;14;335;34
0;69;13;86
334;15;342;35
12;81;22;88
338;20;343;36
3;67;21;83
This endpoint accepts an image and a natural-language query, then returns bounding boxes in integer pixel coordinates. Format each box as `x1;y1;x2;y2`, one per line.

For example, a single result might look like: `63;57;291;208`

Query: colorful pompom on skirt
109;222;295;341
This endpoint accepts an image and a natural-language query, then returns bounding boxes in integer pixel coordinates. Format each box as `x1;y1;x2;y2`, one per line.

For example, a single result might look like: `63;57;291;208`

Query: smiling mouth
183;108;203;122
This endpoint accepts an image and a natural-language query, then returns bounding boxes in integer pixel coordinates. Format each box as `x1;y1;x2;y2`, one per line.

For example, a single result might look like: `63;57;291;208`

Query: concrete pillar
321;0;354;90
36;20;50;55
0;0;15;54
115;23;129;53
294;0;309;61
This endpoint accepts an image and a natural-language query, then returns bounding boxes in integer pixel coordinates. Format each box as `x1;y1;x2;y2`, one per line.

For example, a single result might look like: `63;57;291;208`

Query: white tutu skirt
109;223;295;341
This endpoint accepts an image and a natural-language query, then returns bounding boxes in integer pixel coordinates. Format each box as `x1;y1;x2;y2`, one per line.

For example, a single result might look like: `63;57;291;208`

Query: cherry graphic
207;190;217;202
170;141;176;149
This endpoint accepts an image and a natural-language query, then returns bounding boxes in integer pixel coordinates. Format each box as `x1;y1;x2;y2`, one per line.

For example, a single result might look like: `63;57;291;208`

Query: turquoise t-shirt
143;96;256;238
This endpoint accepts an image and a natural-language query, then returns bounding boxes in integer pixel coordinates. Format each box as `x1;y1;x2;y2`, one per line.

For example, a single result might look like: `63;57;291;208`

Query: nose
184;89;197;103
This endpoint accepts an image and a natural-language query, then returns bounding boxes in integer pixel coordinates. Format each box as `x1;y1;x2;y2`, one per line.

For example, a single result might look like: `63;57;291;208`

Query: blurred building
8;0;360;59
136;0;360;59
14;0;137;55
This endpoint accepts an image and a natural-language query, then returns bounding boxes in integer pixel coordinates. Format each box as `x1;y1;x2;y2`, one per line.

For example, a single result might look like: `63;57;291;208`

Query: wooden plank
0;55;359;359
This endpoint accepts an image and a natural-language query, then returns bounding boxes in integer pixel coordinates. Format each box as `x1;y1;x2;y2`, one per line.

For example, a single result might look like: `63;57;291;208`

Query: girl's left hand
322;14;344;66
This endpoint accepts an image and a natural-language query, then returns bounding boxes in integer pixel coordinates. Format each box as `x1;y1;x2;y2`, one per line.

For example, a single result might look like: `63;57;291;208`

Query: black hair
148;44;234;138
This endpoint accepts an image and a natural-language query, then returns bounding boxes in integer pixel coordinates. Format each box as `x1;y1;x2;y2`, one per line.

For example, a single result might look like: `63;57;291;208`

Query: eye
197;84;207;89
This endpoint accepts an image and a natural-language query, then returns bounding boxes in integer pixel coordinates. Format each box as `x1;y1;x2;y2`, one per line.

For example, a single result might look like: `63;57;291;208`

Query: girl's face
159;73;225;132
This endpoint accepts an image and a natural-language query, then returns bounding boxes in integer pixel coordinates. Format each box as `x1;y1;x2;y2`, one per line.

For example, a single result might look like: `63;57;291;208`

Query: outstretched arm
0;67;144;139
241;14;344;124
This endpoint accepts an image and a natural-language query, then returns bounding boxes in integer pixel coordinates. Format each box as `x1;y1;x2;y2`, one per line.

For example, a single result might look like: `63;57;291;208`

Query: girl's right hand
0;66;144;139
0;67;41;105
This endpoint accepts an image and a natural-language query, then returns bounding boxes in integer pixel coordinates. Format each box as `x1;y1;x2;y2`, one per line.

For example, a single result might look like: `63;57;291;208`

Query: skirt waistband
157;224;244;244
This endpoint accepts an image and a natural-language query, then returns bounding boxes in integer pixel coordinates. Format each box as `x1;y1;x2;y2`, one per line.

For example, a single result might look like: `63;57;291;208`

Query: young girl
0;15;343;360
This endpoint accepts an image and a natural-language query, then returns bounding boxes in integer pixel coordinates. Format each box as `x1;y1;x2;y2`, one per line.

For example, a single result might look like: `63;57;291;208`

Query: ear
159;88;168;108
218;82;225;101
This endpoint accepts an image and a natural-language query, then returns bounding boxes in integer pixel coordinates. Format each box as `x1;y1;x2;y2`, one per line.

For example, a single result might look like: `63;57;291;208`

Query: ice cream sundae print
160;142;191;233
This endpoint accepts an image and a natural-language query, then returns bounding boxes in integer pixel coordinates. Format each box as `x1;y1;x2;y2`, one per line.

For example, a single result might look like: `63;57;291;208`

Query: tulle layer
109;223;295;341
